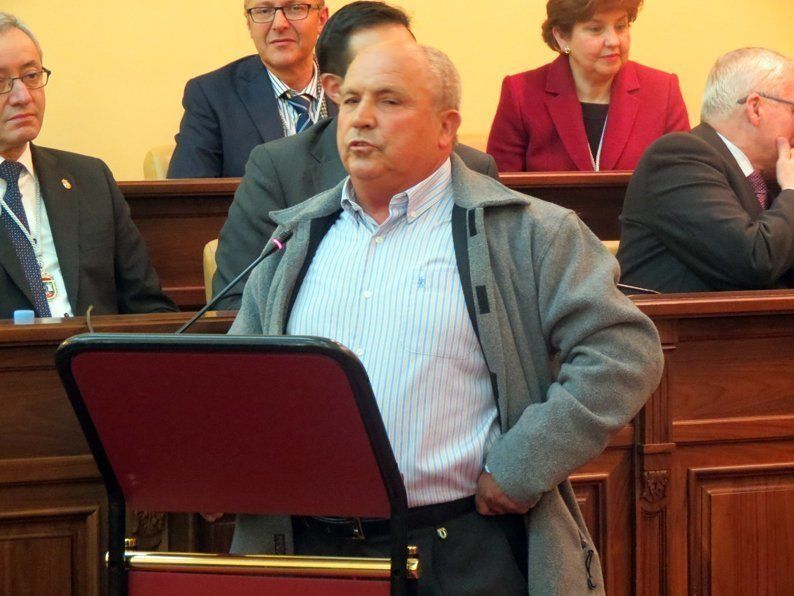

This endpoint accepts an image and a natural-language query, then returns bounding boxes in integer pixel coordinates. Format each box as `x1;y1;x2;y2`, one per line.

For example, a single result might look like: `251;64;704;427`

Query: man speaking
231;41;663;594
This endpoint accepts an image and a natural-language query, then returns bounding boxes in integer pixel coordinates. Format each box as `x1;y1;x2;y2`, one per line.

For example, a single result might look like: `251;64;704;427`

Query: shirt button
374;236;384;244
355;348;364;357
409;211;417;219
363;290;372;299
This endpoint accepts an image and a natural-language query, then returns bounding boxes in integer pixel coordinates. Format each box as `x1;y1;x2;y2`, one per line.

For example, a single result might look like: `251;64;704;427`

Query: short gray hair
419;45;461;112
0;13;43;60
701;47;794;123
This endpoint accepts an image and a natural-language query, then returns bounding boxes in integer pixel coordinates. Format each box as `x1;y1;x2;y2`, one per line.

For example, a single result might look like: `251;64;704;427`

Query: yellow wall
8;0;794;180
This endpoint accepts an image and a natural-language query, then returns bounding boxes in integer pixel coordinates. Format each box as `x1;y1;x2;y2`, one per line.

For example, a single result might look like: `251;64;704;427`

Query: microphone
176;230;293;334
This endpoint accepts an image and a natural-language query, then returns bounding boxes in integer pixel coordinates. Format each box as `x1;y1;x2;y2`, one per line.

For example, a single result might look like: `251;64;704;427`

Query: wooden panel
689;464;794;596
2;293;794;596
668;321;794;425
572;447;634;596
633;291;794;596
0;313;235;594
501;171;629;240
118;173;629;309
0;505;101;596
122;181;236;310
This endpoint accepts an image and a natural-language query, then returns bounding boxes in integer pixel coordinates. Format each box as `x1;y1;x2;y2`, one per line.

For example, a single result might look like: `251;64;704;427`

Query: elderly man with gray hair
231;40;663;594
618;47;794;293
0;13;176;318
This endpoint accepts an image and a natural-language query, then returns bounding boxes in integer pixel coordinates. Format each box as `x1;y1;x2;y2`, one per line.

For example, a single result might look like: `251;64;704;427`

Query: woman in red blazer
487;0;690;172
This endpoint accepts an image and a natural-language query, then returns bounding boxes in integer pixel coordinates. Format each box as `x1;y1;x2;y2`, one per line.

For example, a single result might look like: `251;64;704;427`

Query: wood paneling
573;446;634;596
0;313;234;595
2;292;794;595
0;505;101;596
689;464;794;596
118;172;629;309
633;290;794;596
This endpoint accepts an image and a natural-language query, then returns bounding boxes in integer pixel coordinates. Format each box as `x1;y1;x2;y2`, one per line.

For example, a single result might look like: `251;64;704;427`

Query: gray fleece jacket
228;154;664;594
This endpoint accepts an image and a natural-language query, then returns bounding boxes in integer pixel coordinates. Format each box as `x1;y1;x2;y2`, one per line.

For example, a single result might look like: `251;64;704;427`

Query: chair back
143;144;176;180
203;239;219;302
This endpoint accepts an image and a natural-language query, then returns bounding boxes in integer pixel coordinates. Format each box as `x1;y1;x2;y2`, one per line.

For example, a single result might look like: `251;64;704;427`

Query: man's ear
438;109;462;149
743;92;763;127
321;73;343;105
317;5;330;30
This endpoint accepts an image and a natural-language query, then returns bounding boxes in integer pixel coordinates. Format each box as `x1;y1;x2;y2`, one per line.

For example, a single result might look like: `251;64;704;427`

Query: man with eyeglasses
211;1;497;310
617;47;794;293
0;13;176;319
167;1;333;178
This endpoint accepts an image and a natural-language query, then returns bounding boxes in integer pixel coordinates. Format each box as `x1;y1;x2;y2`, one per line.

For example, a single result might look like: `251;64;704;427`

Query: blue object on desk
13;310;35;325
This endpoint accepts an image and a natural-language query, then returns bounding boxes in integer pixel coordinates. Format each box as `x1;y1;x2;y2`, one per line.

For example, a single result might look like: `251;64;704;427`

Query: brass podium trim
122;550;421;580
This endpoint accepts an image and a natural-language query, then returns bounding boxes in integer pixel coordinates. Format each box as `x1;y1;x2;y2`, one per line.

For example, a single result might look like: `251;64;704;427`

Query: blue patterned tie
0;160;51;317
284;91;314;133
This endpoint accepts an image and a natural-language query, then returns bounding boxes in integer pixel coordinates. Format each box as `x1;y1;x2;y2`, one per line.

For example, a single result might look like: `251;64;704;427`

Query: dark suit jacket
212;117;499;309
487;55;690;172
167;55;338;179
0;145;177;318
617;123;794;293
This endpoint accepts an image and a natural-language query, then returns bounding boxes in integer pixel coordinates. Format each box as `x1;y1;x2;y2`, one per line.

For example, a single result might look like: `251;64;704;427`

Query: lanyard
587;114;608;172
0;178;44;266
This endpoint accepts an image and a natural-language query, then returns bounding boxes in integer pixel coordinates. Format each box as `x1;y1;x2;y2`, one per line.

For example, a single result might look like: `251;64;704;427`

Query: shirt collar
268;59;321;100
716;132;755;177
340;158;453;223
0;143;34;177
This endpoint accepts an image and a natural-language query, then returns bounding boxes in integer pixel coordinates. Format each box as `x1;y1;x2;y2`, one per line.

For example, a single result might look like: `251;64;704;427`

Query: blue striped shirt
287;159;499;507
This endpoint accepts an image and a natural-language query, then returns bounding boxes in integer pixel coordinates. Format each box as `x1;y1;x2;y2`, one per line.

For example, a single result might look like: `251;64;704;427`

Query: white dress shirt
716;131;754;176
287;159;500;507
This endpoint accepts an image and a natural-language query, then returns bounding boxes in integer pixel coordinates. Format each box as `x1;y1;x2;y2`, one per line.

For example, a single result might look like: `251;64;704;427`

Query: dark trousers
294;509;527;594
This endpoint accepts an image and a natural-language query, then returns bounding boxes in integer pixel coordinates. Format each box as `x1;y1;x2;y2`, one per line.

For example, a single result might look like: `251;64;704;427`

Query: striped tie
0;160;51;317
747;170;769;209
284;91;314;133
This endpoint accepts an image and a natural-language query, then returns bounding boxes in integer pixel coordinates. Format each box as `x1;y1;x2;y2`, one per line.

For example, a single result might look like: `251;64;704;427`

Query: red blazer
487;55;690;172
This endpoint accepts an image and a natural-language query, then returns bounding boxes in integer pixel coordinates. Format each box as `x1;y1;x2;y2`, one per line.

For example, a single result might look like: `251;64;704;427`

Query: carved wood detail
129;511;168;551
641;470;669;506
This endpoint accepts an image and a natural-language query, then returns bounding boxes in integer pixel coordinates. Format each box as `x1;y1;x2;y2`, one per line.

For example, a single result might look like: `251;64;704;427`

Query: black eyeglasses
737;92;794;109
246;4;321;23
0;68;51;95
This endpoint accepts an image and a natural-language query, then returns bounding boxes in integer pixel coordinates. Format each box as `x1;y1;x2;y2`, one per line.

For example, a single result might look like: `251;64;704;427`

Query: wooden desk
628;290;794;596
6;291;788;595
119;173;630;310
566;290;794;595
0;312;235;596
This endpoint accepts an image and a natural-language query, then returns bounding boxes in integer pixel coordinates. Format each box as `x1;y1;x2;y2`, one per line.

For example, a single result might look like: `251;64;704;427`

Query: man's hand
776;137;794;191
475;471;531;515
201;513;224;522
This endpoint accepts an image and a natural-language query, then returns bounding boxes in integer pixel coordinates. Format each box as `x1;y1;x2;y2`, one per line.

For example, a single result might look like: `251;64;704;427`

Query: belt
300;496;475;540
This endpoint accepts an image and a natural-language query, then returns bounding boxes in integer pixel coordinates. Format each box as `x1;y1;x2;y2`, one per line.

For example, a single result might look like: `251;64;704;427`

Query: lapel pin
61;179;72;190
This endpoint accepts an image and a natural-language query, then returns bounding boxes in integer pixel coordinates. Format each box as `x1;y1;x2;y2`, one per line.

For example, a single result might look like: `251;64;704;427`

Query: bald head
337;41;462;211
348;41;461;112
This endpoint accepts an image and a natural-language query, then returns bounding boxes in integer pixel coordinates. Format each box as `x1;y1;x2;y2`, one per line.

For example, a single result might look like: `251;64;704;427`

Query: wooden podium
55;334;419;595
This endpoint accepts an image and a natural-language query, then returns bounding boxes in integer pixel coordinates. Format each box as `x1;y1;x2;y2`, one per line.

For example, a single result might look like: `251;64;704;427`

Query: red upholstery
71;351;392;518
129;570;390;595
